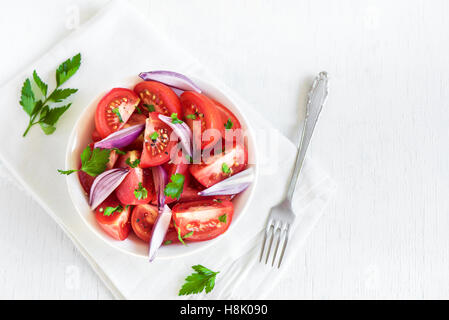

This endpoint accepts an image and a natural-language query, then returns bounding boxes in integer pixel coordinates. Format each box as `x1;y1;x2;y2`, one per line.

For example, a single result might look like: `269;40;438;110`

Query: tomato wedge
95;195;131;240
181;91;222;150
130;204;159;242
172;199;234;241
95;88;140;138
163;149;191;204
133;81;181;116
140;113;176;167
189;143;248;188
115;150;154;205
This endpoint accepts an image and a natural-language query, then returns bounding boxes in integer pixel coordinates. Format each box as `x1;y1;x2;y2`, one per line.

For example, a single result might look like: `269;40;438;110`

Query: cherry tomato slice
140;113;177;167
133;81;181;116
189;143;248;188
115;150;155;205
95;195;131;241
172;199;234;241
130;204;159;242
95;88;140;139
180;91;222;150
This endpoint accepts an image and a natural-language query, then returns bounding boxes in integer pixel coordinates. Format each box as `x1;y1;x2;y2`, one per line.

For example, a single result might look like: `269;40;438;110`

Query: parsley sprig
58;146;111;177
20;53;81;137
125;157;140;168
164;173;185;200
170;113;183;124
178;265;219;296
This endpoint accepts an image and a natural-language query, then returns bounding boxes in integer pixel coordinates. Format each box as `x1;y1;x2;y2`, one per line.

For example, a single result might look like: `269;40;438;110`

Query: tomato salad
71;71;253;260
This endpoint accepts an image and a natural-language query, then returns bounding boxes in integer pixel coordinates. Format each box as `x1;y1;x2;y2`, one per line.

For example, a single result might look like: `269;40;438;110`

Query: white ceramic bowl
65;75;258;259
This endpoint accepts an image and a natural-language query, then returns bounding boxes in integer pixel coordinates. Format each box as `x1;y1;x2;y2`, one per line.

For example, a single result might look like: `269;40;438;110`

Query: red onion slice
148;204;172;262
151;165;168;211
199;167;254;196
89;168;129;209
158;114;192;157
94;124;145;149
139;71;202;93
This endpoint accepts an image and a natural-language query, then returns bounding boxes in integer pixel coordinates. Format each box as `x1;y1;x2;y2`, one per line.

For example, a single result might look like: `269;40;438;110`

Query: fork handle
286;72;329;204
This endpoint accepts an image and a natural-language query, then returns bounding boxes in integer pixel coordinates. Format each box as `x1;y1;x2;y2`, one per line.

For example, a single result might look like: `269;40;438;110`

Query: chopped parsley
125;157;140;168
218;214;227;223
135;105;142;114
112;148;126;155
170;113;183;124
163;240;172;245
186;114;196;120
222;163;231;174
183;231;194;239
144;104;155;112
164;173;185;200
224;118;233;129
150;131;159;141
103;205;123;217
112;107;123;123
134;182;148;200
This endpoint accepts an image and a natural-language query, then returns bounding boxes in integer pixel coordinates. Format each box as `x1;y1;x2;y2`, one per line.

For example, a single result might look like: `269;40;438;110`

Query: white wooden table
1;0;449;299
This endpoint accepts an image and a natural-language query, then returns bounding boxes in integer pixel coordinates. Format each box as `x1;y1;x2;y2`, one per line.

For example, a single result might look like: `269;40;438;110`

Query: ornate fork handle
286;72;329;204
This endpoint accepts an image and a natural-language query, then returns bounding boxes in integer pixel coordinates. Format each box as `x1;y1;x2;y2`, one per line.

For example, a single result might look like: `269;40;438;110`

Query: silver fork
259;71;329;268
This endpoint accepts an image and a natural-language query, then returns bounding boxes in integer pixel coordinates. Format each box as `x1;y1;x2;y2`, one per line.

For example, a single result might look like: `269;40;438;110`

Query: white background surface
0;0;448;299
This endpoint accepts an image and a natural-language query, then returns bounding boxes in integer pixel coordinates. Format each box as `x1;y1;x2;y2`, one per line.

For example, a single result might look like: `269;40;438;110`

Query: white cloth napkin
0;0;335;299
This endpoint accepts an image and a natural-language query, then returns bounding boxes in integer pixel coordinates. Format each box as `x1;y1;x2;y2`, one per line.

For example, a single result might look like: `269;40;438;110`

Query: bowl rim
65;74;259;260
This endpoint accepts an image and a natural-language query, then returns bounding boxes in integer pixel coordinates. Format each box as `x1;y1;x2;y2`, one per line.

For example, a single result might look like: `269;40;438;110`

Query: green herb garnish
150;131;159;141
125;157;140;168
178;265;219;296
134;182;148;200
144;104;155;112
224;118;233;129
20;53;81;137
170;113;183;124
103;205;123;217
58;146;110;177
164;173;185;200
112;148;126;155
222;163;231;174
186;114;196;120
183;231;194;239
218;214;227;223
112;107;123;123
163;240;172;245
135;105;142;114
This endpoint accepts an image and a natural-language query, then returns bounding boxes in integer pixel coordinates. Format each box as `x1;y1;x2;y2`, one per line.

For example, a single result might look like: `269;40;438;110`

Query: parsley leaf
178;265;219;296
20;53;81;137
112;148;126;155
56;53;81;87
112;107;123;122
186;114;196;120
170;113;183;124
19;78;36;116
150;132;159;141
222;163;231;174
48;88;78;102
144;104;155;112
125;157;140;168
218;214;227;223
164;173;185;200
33;70;48;97
183;231;194;239
135;105;142;114
224;118;233;129
103;205;123;216
134;182;148;200
163;240;172;245
57;146;110;177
